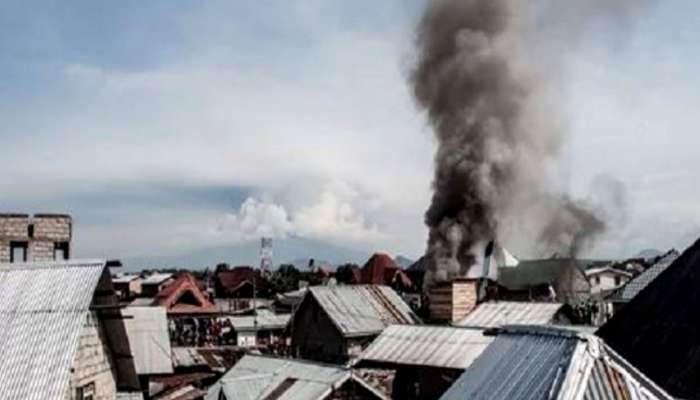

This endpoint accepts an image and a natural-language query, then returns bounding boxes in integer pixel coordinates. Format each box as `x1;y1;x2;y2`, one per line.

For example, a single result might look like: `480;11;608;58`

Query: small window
10;242;28;263
614;276;621;286
76;382;95;400
594;276;600;285
54;242;70;261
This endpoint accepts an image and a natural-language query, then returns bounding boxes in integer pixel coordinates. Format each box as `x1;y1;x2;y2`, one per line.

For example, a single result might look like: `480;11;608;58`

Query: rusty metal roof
356;324;492;369
306;285;420;337
455;301;564;328
439;326;673;400
0;260;107;400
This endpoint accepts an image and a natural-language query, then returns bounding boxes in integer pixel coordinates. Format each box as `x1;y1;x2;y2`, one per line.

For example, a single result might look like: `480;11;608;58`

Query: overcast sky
1;0;699;261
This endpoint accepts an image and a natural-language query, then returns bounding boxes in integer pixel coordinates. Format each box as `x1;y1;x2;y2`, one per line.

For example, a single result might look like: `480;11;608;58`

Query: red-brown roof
359;253;414;288
155;273;217;314
217;266;266;292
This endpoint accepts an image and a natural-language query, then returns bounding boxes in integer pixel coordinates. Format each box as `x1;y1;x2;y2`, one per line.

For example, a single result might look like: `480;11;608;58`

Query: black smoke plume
412;0;645;285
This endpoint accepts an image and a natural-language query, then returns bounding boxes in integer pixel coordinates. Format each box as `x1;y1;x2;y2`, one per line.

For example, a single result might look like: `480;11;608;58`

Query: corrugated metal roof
142;273;173;285
122;306;174;375
0;260;107;400
225;309;291;331
455;301;564;328
207;355;350;400
308;285;420;337
615;250;679;302
172;347;208;368
438;326;674;400
113;274;141;283
357;325;492;369
440;327;579;400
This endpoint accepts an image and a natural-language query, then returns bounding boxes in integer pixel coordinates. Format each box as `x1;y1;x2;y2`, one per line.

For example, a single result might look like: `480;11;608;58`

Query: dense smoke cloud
412;0;647;284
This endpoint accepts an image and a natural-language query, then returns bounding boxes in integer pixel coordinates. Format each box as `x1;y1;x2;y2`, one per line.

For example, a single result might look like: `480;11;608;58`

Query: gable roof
455;301;565;328
497;259;589;289
224;309;291;332
359;253;414;288
142;273;173;285
154;273;216;314
597;239;700;399
608;249;680;303
0;259;139;399
439;326;673;400
216;267;265;293
356;325;492;370
584;266;633;278
305;285;420;337
207;355;386;400
122;306;173;375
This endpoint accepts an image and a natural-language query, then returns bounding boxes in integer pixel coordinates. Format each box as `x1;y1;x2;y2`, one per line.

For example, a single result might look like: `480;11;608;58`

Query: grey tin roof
455;301;564;328
613;250;679;302
224;309;291;332
207;355;381;400
122;306;174;375
307;285;420;337
0;260;107;400
439;326;673;400
357;324;492;369
142;273;173;285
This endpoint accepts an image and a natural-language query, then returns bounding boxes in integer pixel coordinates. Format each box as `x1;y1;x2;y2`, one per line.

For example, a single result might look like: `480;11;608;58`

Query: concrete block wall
64;312;118;400
32;214;72;241
0;214;29;263
0;213;71;263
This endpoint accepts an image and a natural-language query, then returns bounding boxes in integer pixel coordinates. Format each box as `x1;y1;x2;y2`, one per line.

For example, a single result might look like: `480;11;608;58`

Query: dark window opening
54;242;70;261
10;242;28;263
175;290;202;307
76;382;95;400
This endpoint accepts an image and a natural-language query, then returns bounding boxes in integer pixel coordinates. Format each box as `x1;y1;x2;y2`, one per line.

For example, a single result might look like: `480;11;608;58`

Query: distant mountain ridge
121;237;370;272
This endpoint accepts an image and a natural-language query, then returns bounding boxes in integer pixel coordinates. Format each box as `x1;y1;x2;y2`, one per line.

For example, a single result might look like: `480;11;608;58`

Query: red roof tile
155;273;216;314
359;253;414;288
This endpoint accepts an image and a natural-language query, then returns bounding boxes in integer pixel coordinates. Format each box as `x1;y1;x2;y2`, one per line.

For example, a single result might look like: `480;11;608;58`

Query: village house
206;354;388;400
0;213;72;263
439;326;673;400
496;258;592;304
223;308;290;348
121;306;174;390
597;239;700;400
584;265;633;294
355;325;493;400
214;266;268;310
290;285;420;364
355;253;415;292
605;249;680;315
0;259;141;399
113;274;143;299
140;273;175;297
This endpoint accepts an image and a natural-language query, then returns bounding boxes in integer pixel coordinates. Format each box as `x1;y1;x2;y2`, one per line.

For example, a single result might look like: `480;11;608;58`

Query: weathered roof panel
0;260;106;400
439;326;674;400
440;327;578;400
122;306;174;375
357;325;492;369
225;309;291;331
614;250;679;302
207;355;350;400
455;301;564;328
308;285;419;337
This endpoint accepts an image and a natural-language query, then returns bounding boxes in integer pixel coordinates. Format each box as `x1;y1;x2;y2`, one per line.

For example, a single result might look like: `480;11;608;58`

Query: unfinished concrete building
0;213;72;263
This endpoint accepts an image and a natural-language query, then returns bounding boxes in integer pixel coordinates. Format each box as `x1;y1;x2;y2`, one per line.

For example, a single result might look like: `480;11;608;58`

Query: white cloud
218;183;385;247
